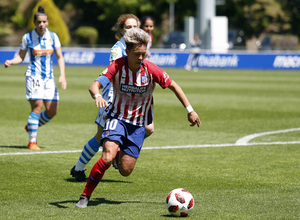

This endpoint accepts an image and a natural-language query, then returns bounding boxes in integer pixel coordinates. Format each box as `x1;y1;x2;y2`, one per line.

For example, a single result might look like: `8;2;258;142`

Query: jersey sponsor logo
111;51;119;57
120;84;147;93
33;49;54;56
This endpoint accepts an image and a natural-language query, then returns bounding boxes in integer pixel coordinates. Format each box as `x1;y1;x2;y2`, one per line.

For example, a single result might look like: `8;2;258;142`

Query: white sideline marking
1;128;299;157
235;127;300;145
1;141;300;156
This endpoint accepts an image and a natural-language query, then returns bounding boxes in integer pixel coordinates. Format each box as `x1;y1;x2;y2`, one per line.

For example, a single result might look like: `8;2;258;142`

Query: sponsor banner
183;52;300;69
1;47;300;70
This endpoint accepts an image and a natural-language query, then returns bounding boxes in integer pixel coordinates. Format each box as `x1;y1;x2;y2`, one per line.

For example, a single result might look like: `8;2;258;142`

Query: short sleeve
20;34;28;51
53;33;61;49
109;46;123;62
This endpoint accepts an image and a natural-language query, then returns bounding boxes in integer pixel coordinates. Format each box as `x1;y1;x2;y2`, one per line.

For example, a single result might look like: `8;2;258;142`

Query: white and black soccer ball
166;188;194;217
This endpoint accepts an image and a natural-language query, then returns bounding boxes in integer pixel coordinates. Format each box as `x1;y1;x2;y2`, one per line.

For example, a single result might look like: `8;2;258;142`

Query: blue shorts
100;117;145;158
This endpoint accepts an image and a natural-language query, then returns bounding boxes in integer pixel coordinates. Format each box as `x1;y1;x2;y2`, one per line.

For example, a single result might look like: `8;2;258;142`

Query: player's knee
119;168;133;177
46;109;58;118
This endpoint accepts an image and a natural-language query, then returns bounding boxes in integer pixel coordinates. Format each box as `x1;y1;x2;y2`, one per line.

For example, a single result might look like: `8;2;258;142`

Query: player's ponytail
34;5;48;22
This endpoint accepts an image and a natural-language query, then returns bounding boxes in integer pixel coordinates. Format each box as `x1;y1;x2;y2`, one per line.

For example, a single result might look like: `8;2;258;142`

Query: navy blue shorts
100;117;145;158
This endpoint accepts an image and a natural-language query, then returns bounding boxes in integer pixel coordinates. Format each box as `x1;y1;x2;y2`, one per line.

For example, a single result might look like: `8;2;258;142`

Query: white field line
235;127;300;145
1;141;300;157
1;128;299;157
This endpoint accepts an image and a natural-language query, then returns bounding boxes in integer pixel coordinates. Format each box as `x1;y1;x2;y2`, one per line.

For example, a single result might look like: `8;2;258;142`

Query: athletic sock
39;111;52;127
75;137;100;171
27;112;41;143
83;158;110;197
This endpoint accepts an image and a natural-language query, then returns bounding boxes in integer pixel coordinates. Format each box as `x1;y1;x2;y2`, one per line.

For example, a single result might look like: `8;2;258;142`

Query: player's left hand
188;111;201;127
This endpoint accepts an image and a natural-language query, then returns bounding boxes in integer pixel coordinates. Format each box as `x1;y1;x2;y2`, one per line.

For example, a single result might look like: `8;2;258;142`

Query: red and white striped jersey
103;56;172;126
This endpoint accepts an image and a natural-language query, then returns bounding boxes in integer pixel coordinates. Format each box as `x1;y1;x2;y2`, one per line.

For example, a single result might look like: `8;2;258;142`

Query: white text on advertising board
149;54;177;66
197;55;239;67
63;52;95;64
273;56;300;68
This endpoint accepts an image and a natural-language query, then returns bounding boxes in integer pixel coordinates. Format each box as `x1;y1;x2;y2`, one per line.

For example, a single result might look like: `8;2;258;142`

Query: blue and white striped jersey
20;28;61;80
109;37;127;62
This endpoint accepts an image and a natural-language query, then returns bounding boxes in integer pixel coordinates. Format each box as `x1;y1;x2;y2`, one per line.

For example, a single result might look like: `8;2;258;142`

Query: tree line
0;0;299;47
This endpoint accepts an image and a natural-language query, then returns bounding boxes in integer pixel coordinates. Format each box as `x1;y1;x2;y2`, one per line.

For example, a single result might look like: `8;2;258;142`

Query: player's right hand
95;97;108;108
4;60;12;68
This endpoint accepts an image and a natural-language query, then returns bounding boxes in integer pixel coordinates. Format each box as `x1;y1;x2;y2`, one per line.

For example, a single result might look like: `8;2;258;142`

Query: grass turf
0;65;300;219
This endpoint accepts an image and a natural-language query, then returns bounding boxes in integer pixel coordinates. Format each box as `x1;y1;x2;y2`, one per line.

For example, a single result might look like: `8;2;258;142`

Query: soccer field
1;65;300;219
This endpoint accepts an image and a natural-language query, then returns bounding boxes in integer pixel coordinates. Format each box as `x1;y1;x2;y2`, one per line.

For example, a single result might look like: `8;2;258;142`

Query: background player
4;5;67;150
140;16;155;59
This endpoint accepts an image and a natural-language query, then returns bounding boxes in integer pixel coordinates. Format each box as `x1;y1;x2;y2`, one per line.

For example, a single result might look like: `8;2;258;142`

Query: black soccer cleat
70;166;86;182
112;158;118;169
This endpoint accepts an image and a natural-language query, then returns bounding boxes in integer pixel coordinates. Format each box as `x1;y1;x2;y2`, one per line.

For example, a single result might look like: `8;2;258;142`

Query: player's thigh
95;124;104;143
118;151;137;177
29;100;44;113
145;122;154;136
102;139;119;164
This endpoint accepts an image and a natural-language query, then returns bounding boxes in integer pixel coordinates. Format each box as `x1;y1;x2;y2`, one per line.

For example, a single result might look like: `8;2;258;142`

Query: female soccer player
4;5;67;150
75;28;200;208
70;14;140;181
140;16;155;59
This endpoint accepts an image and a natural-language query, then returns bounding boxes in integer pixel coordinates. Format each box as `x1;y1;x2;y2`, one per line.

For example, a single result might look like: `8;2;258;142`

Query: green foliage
10;9;27;29
2;0;300;46
217;0;291;38
28;0;70;45
0;26;13;45
1;66;300;219
75;26;98;45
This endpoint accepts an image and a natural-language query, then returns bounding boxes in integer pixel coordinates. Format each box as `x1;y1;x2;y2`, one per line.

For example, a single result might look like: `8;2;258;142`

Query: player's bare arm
89;80;107;108
55;48;67;90
167;80;201;127
4;50;27;68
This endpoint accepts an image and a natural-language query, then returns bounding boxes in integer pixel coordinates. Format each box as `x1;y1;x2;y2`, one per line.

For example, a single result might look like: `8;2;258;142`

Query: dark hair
34;5;48;22
140;16;154;27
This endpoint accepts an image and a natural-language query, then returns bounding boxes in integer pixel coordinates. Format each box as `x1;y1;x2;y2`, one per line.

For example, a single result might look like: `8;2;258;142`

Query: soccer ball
166;188;194;217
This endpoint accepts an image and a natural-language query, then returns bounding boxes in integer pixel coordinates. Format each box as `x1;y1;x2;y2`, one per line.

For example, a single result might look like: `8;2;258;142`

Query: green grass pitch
1;65;300;219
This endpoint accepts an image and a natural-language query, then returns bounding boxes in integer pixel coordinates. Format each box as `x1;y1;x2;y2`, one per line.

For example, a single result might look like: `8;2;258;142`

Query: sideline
1;128;299;157
1;140;300;157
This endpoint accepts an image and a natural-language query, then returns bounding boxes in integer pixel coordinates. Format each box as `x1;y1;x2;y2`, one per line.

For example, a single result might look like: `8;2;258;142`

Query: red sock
82;158;110;197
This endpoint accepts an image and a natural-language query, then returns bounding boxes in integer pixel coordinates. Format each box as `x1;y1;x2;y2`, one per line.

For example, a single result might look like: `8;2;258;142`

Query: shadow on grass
0;145;44;149
65;178;133;183
161;214;181;218
0;145;27;149
49;197;142;208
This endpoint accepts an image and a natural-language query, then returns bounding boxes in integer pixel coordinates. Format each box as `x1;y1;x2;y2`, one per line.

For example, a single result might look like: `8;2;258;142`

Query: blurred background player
75;28;200;208
70;14;140;181
4;5;67;150
140;16;155;59
185;34;202;71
